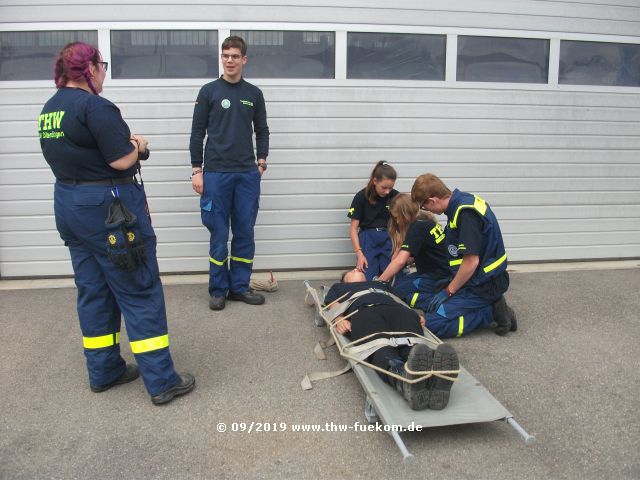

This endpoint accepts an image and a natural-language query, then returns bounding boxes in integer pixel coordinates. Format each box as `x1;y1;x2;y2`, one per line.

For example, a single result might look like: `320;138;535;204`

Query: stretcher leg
505;416;536;445
365;396;415;464
389;430;416;464
364;396;378;423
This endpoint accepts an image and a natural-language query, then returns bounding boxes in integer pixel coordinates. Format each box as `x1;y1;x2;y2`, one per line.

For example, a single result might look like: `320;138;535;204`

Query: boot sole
151;375;196;405
493;296;512;336
508;305;518;332
428;344;459;410
227;295;265;305
404;344;433;411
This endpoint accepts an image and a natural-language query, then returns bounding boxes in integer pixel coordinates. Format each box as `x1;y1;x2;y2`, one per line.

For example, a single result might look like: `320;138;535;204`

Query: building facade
1;1;639;277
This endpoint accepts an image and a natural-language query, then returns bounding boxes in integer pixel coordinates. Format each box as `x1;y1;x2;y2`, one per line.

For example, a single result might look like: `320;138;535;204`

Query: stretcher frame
303;280;535;463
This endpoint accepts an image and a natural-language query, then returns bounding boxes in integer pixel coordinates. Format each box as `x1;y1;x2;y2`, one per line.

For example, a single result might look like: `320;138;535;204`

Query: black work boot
209;295;226;311
228;290;265;305
427;344;459;410
492;296;512;336
151;373;196;405
507;302;518;332
90;363;140;393
387;344;433;410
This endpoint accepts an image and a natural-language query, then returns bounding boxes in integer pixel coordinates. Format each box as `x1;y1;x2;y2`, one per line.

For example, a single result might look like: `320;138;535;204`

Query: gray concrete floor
1;267;639;480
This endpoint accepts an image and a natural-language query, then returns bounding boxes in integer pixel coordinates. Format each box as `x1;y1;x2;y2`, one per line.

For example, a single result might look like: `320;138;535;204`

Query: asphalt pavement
1;265;639;480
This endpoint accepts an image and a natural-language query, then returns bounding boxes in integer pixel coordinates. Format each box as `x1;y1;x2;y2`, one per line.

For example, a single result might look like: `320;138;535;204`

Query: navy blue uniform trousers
425;287;495;338
395;272;495;338
393;272;440;309
200;170;261;297
54;181;179;395
358;229;392;281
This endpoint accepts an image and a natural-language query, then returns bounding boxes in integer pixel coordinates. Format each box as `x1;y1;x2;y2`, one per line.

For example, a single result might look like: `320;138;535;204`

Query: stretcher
302;280;535;463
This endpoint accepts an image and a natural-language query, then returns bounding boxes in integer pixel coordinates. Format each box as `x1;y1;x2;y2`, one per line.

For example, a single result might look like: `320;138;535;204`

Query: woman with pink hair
39;42;195;405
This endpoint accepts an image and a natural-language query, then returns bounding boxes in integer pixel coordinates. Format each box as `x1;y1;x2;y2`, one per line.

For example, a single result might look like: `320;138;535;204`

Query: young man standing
190;36;270;311
411;173;517;337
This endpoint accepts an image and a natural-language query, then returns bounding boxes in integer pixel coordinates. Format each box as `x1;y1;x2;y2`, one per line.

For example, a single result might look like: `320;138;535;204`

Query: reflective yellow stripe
483;253;507;273
209;256;227;266
83;332;120;349
130;334;169;354
473;195;487;216
449;259;463;267
449;195;487;229
457;316;464;337
410;292;419;308
230;256;253;264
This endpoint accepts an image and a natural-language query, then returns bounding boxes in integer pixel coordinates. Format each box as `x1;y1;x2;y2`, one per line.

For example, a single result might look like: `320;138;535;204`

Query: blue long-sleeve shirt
189;76;269;172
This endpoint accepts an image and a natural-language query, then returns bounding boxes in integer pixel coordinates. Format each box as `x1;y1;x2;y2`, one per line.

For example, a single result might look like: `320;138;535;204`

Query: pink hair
54;42;101;94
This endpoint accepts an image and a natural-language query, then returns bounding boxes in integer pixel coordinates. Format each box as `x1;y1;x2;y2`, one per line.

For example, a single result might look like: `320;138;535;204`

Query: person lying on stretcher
324;268;459;410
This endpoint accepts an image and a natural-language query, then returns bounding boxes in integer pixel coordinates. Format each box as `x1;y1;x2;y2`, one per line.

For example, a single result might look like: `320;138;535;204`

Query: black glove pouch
105;198;146;271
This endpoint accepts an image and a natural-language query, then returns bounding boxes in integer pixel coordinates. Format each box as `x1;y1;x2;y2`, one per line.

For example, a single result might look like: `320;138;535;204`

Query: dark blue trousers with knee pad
358;229;392;281
393;272;442;310
200;170;261;297
424;286;494;338
54;181;180;396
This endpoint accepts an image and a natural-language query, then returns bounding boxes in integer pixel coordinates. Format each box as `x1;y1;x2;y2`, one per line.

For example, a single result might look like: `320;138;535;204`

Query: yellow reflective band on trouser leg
410;292;419;308
83;332;120;349
483;253;507;273
130;334;169;354
457;316;464;337
209;256;227;266
230;256;253;264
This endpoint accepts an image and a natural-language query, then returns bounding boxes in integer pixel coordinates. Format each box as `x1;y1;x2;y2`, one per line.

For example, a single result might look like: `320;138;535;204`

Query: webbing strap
301;363;352;391
324;287;410;322
343;336;432;362
303;283;460;390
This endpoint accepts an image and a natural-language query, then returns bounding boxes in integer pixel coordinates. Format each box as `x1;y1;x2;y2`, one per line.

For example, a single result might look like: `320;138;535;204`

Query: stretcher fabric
306;283;512;429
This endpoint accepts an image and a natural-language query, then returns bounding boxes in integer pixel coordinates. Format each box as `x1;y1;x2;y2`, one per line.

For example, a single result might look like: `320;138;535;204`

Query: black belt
58;177;136;186
363;227;387;232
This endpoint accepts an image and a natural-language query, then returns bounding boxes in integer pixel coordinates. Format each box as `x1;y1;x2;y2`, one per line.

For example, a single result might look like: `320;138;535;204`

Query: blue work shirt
39;87;136;181
189;76;269;172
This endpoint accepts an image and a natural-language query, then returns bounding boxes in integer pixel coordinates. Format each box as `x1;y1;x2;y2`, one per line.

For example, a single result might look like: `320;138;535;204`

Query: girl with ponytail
347;161;398;280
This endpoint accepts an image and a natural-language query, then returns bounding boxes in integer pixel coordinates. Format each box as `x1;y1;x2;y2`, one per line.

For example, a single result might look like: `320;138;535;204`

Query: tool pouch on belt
105;198;146;271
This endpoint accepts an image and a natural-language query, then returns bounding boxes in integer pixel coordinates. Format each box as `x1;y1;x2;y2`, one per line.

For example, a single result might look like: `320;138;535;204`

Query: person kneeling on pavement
324;268;459;411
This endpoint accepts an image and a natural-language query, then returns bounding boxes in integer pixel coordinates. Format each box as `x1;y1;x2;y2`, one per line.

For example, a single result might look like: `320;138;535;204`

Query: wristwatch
257;162;267;170
190;168;203;180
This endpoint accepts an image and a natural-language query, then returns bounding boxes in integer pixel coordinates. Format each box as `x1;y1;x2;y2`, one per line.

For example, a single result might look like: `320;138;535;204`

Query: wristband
355;248;362;253
190;169;203;180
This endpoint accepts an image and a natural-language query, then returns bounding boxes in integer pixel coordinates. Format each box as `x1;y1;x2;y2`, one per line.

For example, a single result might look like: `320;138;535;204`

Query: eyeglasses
97;61;109;72
221;53;243;62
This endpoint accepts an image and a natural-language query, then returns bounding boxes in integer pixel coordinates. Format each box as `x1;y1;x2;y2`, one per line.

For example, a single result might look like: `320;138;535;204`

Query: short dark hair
221;36;247;56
